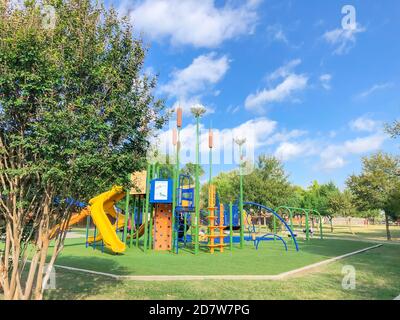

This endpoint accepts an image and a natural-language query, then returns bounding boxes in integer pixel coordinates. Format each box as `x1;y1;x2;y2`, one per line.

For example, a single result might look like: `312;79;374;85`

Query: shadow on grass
292;238;379;259
55;255;131;275
46;257;126;300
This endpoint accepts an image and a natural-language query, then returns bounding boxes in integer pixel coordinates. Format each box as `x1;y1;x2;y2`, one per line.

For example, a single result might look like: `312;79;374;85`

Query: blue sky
109;0;399;188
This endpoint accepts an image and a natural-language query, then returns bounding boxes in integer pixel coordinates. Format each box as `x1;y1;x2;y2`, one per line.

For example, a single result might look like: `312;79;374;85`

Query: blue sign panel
149;179;173;203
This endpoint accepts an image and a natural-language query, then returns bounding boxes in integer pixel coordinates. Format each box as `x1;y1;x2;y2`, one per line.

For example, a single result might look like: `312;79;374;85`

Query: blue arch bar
243;202;299;251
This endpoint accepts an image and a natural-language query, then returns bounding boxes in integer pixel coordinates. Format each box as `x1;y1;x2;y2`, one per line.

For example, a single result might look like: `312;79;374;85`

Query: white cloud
322;156;347;170
267;59;301;82
266;129;307;145
245;73;308;112
323;24;366;55
320;74;332;90
171;99;215;116
245;60;308;112
274;139;317;162
153;117;277;165
120;0;260;48
319;133;386;170
160;53;229;99
266;25;289;45
356;83;394;99
349;116;379;132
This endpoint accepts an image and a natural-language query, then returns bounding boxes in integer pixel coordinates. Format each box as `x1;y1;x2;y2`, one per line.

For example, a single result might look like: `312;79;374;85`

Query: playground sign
150;179;173;203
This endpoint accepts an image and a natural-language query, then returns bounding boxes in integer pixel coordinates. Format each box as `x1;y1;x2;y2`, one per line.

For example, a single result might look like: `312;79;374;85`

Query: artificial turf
53;237;376;276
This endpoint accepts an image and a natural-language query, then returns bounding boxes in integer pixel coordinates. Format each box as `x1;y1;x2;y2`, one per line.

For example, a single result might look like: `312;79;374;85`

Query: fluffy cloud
160;53;229;99
349;116;379;132
120;0;260;47
245;72;308;112
320;74;332;90
153;117;277;165
319;133;386;170
274;142;312;162
323;24;366;55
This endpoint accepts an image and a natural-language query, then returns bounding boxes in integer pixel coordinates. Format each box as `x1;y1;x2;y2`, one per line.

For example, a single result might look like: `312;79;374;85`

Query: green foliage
347;152;400;239
181;163;205;184
346;152;400;217
385;120;400;139
326;189;356;218
0;0;167;205
205;155;294;208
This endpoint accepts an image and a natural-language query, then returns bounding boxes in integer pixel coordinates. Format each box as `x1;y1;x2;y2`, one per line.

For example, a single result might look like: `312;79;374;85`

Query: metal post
148;165;155;250
305;210;310;241
93;225;97;250
85;215;90;248
229;202;233;251
194;116;200;255
143;164;151;252
130;197;136;248
289;208;294;243
239;144;244;249
123;184;130;244
184;214;187;246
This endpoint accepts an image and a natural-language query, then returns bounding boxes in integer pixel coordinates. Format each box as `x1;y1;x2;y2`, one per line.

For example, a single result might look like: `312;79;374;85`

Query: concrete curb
53;244;383;281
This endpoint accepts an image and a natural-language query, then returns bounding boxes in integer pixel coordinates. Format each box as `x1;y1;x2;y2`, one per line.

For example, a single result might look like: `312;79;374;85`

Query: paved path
394;294;400;300
54;244;383;281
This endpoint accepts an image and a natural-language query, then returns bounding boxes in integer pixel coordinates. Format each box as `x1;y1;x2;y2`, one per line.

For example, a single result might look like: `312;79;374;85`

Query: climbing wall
153;203;172;251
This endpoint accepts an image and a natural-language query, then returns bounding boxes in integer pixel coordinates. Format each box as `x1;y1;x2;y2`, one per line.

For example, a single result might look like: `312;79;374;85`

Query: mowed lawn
322;224;400;242
53;238;373;276
45;244;400;300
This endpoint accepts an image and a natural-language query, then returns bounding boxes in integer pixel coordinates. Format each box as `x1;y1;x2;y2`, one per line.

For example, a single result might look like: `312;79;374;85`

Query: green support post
143;164;151;252
319;216;323;240
229;202;233;251
238;144;244;249
136;198;144;248
194;116;200;255
85;215;90;248
305;210;310;241
123;186;130;244
273;215;276;240
289;208;294;243
171;167;177;253
149;205;153;250
148;165;156;250
136;197;141;248
129;197;136;248
184;214;187;246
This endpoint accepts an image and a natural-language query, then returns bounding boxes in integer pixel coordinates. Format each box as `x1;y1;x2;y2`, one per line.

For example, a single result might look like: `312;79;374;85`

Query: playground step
207;244;227;248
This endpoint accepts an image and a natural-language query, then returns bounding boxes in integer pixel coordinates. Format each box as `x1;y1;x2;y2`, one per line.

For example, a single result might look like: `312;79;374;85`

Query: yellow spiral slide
51;186;136;254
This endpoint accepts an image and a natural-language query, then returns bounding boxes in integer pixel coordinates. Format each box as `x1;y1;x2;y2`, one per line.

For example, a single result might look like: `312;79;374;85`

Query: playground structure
50;107;327;255
275;206;324;241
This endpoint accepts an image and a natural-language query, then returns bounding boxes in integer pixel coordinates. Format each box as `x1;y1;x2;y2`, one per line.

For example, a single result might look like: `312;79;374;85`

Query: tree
347;152;400;240
326;189;356;233
0;0;166;300
385;120;400;139
181;163;205;184
207;155;293;209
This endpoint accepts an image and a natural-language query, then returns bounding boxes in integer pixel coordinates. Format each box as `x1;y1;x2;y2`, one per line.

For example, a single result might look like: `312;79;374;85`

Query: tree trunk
385;212;392;241
348;217;355;235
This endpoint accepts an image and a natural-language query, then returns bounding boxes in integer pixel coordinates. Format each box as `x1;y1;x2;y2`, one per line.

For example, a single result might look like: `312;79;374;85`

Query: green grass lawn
2;225;399;300
54;237;373;276
322;224;400;242
45;244;400;300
